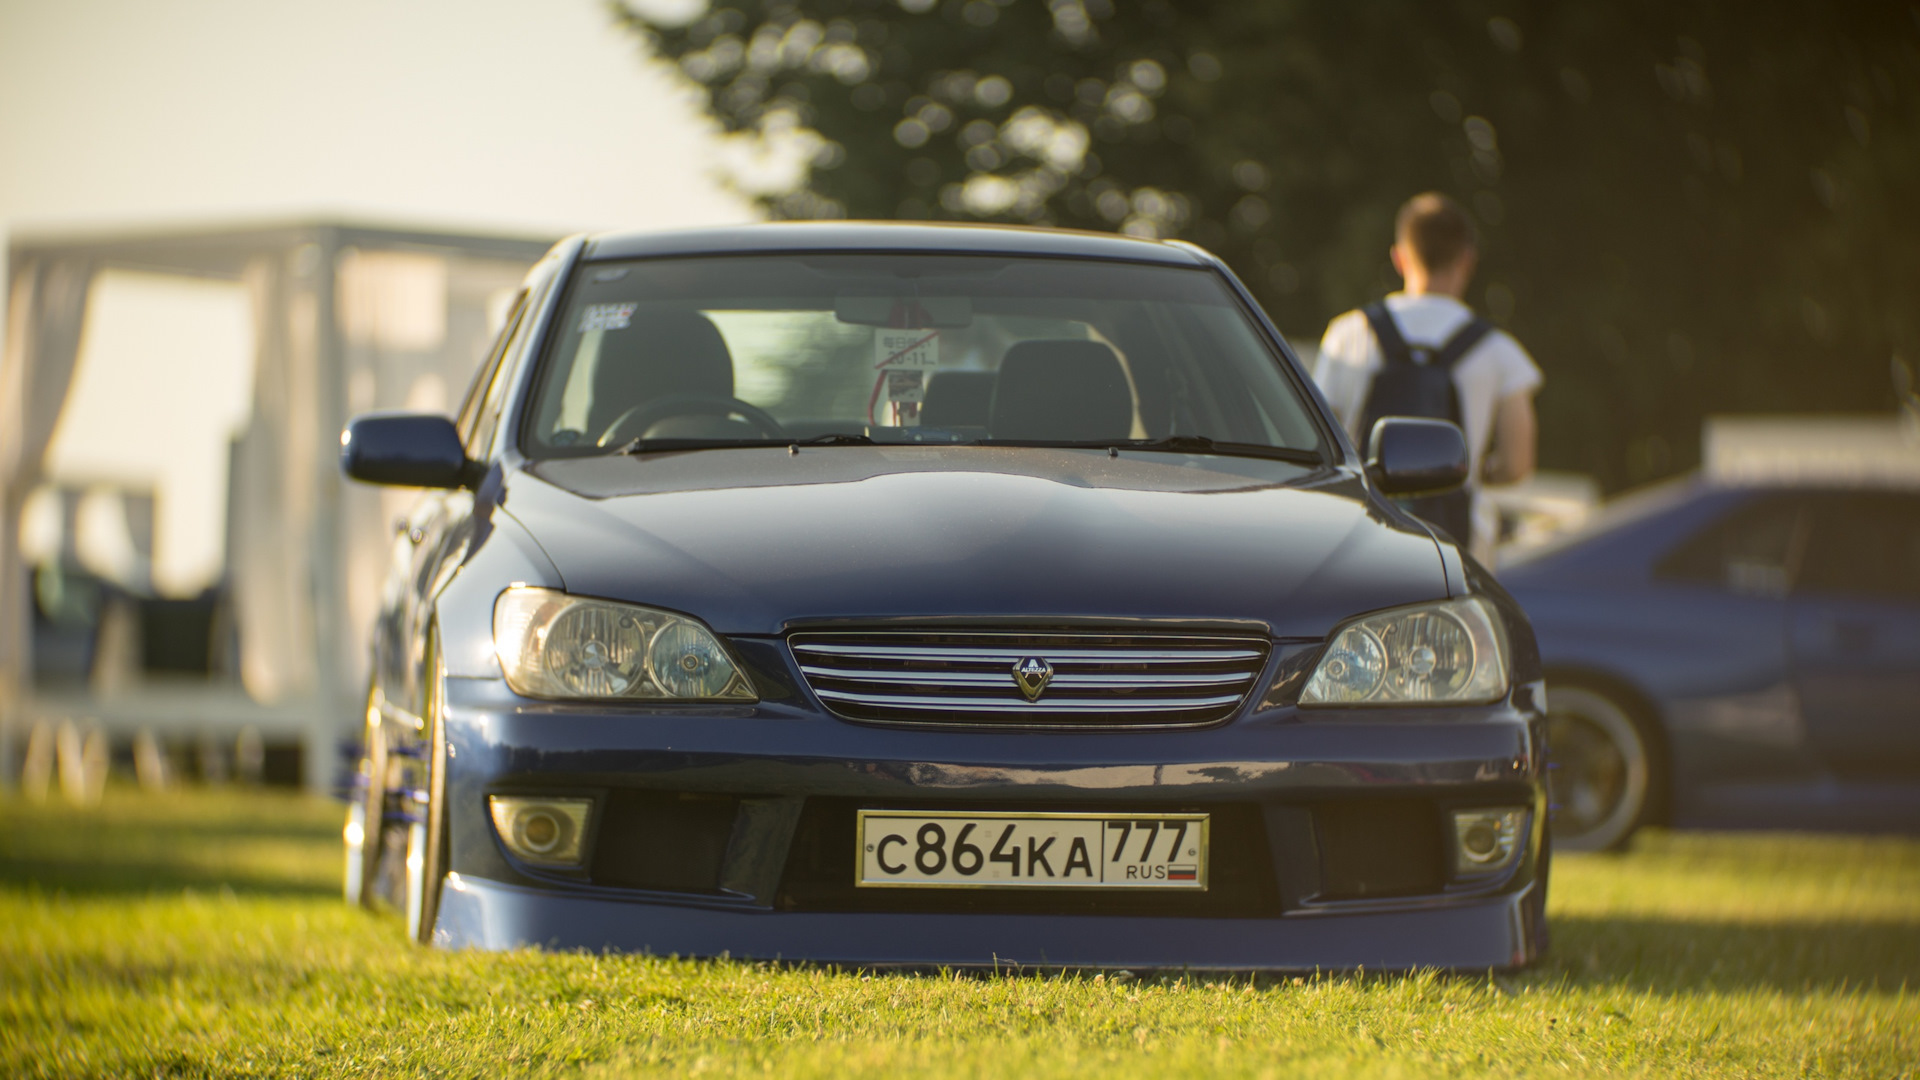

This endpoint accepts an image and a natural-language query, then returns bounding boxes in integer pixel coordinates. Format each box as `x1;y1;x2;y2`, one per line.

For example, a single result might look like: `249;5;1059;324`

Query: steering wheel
596;394;788;447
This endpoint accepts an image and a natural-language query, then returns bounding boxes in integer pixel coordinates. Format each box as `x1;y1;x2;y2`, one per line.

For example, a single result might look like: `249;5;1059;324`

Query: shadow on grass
1537;914;1920;996
0;791;342;899
6;792;1917;999
815;912;1920;996
0;859;337;898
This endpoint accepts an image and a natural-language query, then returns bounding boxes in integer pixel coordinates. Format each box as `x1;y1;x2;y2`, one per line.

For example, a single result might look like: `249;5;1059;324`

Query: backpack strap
1361;301;1416;367
1433;316;1496;371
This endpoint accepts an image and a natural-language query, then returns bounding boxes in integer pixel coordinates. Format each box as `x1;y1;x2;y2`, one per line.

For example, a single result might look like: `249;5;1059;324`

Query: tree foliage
614;0;1919;490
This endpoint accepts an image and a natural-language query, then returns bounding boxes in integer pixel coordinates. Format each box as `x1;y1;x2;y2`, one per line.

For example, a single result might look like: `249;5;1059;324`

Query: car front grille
789;630;1271;728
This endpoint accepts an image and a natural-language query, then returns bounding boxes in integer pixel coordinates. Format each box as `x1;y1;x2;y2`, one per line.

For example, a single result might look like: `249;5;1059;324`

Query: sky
0;0;745;236
0;0;752;594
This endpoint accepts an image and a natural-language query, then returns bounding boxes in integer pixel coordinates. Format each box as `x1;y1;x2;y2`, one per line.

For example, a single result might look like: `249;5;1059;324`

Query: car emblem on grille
1011;657;1054;702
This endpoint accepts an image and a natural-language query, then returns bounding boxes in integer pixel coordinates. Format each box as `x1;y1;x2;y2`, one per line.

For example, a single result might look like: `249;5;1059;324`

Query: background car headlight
493;587;756;701
1300;596;1508;705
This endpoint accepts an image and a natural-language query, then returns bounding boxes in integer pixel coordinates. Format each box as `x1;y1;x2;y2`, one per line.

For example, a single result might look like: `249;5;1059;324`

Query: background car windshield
524;253;1325;456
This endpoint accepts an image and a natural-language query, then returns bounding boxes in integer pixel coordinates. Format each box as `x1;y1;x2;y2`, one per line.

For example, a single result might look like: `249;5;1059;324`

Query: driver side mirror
1367;417;1469;496
340;412;476;489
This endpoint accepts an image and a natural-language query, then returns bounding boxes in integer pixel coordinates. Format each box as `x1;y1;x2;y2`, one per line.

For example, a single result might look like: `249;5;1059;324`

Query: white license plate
856;811;1209;889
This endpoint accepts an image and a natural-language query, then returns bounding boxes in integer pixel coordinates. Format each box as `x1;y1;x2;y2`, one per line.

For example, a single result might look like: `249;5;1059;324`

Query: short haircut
1395;193;1478;272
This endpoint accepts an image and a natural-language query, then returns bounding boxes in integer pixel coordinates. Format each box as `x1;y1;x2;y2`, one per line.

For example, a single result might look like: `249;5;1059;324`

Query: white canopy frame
1;222;551;790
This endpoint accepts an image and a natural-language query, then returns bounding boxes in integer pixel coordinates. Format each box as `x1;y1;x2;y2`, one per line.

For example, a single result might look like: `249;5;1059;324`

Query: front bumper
433;665;1549;970
438;873;1542;970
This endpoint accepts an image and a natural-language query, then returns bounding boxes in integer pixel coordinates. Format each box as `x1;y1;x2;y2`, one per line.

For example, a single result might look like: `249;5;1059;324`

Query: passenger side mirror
1367;417;1469;496
340;412;475;489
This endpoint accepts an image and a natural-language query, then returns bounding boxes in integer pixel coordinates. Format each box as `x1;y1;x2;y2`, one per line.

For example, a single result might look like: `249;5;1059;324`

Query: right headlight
1299;596;1509;706
492;587;756;702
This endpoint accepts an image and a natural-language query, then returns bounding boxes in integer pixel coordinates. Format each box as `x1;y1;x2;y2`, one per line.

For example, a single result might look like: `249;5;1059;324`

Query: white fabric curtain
0;257;96;783
228;253;321;704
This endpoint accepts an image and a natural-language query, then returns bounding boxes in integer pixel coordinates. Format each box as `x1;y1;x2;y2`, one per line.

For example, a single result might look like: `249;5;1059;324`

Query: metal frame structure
2;221;552;790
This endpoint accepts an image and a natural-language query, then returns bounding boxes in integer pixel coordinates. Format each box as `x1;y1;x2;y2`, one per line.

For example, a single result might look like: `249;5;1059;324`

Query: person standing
1313;192;1542;563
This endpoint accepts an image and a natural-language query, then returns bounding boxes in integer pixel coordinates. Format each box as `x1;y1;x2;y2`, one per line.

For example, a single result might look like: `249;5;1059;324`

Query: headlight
492;587;756;701
1300;596;1508;706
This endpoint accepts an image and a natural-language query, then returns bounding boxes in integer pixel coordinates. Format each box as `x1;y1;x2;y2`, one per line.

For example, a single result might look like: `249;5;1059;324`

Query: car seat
587;311;737;440
989;340;1133;442
919;371;997;429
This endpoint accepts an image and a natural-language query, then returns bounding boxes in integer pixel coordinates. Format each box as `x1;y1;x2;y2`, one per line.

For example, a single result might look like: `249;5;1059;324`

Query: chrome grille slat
798;666;1254;688
793;643;1262;663
811;689;1248;712
790;631;1270;728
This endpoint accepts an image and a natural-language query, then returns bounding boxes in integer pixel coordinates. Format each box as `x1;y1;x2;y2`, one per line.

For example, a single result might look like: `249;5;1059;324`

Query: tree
614;0;1920;490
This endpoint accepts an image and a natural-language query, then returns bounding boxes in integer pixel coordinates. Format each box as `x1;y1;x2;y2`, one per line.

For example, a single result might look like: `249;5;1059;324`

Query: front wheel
405;635;449;944
1546;685;1660;852
344;687;386;907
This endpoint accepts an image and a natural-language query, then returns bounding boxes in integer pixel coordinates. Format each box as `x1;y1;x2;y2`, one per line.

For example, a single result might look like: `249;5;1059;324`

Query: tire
405;635;449;945
1545;684;1660;852
343;686;386;908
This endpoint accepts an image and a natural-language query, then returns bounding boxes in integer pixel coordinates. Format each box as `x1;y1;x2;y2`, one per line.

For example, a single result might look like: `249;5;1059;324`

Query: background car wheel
343;686;386;907
1546;685;1660;852
405;636;449;944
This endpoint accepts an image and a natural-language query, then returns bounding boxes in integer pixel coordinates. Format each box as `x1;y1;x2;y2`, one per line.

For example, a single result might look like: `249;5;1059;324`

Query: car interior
526;255;1326;456
585;323;1141;447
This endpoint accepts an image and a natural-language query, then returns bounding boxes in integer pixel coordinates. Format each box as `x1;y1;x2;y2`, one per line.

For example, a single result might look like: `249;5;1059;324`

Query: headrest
919;371;997;428
587;311;734;435
990;339;1133;442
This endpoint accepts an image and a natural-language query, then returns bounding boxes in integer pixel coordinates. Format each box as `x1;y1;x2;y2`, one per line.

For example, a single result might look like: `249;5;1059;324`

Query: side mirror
340;412;474;489
1367;417;1469;496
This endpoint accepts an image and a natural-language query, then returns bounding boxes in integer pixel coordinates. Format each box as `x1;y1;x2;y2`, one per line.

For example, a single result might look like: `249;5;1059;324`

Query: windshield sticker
578;302;636;332
875;329;939;370
885;370;925;404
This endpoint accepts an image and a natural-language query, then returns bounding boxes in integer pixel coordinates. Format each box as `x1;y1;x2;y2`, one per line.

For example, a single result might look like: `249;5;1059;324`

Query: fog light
488;796;592;868
1450;808;1523;874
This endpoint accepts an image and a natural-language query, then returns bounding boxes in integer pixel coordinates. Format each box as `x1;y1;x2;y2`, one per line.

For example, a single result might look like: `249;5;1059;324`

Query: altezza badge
1012;657;1053;702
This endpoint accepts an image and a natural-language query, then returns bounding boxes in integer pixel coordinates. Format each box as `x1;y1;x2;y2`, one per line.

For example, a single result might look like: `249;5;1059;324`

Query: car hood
501;447;1445;638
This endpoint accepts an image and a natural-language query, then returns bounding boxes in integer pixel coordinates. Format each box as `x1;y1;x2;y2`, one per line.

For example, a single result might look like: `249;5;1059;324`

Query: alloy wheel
1546;686;1651;852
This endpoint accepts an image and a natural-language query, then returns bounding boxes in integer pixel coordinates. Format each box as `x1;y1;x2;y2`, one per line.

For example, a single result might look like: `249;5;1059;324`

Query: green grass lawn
2;790;1915;1078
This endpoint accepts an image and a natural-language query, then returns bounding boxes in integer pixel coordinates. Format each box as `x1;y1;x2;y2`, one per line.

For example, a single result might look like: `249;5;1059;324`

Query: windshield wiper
613;432;876;455
981;435;1322;464
610;431;1319;463
615;436;780;455
790;432;876;447
1122;435;1323;464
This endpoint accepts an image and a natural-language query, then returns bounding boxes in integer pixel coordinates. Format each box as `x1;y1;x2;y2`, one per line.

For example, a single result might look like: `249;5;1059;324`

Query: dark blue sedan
337;222;1548;971
1502;477;1920;850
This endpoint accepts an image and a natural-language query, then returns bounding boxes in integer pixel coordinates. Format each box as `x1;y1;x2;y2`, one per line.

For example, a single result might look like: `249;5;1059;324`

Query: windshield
522;253;1327;460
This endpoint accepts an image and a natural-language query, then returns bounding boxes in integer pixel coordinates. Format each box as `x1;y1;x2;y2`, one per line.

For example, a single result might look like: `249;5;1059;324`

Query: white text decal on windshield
578;303;636;332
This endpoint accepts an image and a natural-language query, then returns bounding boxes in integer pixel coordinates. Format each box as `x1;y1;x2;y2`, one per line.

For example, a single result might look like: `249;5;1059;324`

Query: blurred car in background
1503;416;1920;850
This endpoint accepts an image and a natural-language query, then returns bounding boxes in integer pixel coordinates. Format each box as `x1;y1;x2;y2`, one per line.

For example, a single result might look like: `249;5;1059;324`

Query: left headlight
1299;596;1509;706
492;587;756;702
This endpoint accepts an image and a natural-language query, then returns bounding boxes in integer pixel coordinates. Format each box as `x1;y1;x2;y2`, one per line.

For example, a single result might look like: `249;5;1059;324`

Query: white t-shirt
1313;293;1542;555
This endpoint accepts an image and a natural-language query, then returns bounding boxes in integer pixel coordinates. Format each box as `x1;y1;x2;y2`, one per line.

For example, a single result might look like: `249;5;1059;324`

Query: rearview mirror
340;412;474;489
834;294;973;328
1367;417;1469;496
